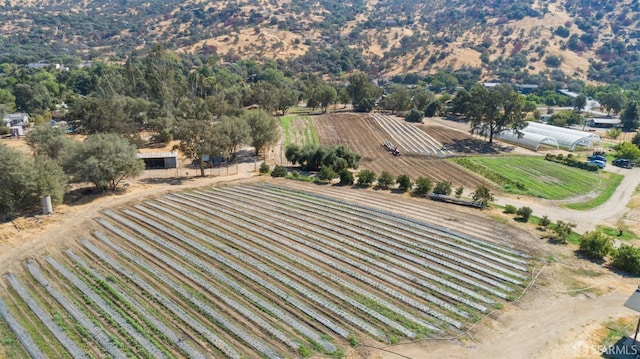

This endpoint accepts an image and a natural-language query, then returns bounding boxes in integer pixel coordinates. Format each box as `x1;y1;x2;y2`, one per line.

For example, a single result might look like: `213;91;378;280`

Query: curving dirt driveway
493;167;640;234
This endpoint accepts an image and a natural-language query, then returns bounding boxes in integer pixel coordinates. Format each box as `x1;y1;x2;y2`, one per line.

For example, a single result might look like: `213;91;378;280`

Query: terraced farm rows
0;184;533;358
370;113;454;157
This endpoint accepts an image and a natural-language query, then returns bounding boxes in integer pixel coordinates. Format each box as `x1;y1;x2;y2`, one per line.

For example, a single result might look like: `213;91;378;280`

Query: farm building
495;130;559;151
136;151;179;169
496;122;601;151
2;113;29;128
588;118;621;128
525;122;601;150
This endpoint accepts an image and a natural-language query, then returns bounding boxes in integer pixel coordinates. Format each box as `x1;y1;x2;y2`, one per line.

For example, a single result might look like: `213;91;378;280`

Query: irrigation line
339;259;548;359
63;249;207;359
25;259;128;359
0;295;47;359
183;191;464;326
81;237;242;359
104;206;386;340
4;273;88;359
111;208;301;352
44;256;167;359
146;199;430;335
138;202;338;353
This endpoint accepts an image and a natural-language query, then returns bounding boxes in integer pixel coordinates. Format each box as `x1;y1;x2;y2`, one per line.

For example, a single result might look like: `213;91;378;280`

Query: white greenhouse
525;122;601;150
495;130;559;151
496;122;601;151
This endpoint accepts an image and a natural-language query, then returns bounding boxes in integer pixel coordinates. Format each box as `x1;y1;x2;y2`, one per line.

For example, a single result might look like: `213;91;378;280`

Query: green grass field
279;115;319;146
454;156;617;200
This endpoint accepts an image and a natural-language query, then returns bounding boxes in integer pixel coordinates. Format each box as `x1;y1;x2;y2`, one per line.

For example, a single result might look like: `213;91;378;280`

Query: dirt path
494;167;640;234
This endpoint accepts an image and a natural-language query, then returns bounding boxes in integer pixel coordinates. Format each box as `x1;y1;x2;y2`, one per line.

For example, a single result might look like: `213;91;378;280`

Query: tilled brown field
312;113;490;189
0;182;534;359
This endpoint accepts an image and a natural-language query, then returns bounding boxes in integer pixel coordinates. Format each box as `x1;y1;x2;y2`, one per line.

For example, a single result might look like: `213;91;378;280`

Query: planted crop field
453;156;604;199
0;184;533;358
313;113;489;188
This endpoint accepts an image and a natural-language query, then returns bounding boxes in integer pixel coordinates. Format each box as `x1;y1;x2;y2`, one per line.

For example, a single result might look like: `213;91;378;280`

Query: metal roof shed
136;151;179;169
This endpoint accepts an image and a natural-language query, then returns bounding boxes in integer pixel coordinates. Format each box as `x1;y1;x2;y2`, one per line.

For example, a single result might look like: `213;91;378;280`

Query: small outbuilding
2;113;29;128
136;151;179;169
588;118;621;128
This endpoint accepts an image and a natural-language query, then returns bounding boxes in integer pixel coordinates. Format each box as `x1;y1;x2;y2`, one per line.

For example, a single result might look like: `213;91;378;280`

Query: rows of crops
370;114;454;157
0;184;532;358
453;156;603;199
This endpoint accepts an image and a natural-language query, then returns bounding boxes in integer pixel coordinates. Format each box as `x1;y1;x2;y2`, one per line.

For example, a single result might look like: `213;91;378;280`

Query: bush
579;231;613;260
405;108;424;123
259;162;270;174
0;126;9;136
471;185;494;207
504;205;517;214
553;220;576;243
539;215;551;228
271;165;288;177
413;177;433;197
319;165;337;182
611;245;640;274
356;169;376;187
454;186;464;198
376;171;395;189
433;180;452;195
396;174;412;192
517;206;533;222
339;169;354;185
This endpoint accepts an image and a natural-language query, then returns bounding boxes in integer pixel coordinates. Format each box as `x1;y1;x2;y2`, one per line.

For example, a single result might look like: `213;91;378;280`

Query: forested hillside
1;0;640;84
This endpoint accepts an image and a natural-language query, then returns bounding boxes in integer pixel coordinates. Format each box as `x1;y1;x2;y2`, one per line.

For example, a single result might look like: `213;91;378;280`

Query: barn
136;151;179;169
588;118;621;128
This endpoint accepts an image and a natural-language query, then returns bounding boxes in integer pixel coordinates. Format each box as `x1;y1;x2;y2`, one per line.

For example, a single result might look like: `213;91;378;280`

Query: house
2;113;29;128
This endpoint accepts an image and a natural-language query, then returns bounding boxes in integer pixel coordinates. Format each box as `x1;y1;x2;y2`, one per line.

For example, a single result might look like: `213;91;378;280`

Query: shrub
259;162;270;174
471;185;493;207
356;169;376;187
405;108;424;123
319;165;337;182
539;215;551;228
413;177;433;197
611;245;640;274
0;126;9;136
271;165;288;177
376;171;395;189
517;206;533;222
579;231;613;260
396;174;412;192
454;186;464;198
504;205;517;214
433;180;452;195
339;169;354;185
553;220;576;243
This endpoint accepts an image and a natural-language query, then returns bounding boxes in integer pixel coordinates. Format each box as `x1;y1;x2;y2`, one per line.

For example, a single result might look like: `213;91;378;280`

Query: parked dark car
588;155;607;162
613;158;636;168
588;159;606;168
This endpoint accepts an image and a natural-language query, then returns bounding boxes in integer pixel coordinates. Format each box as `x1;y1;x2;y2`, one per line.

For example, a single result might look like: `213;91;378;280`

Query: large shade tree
66;133;144;191
244;109;280;156
453;84;527;143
